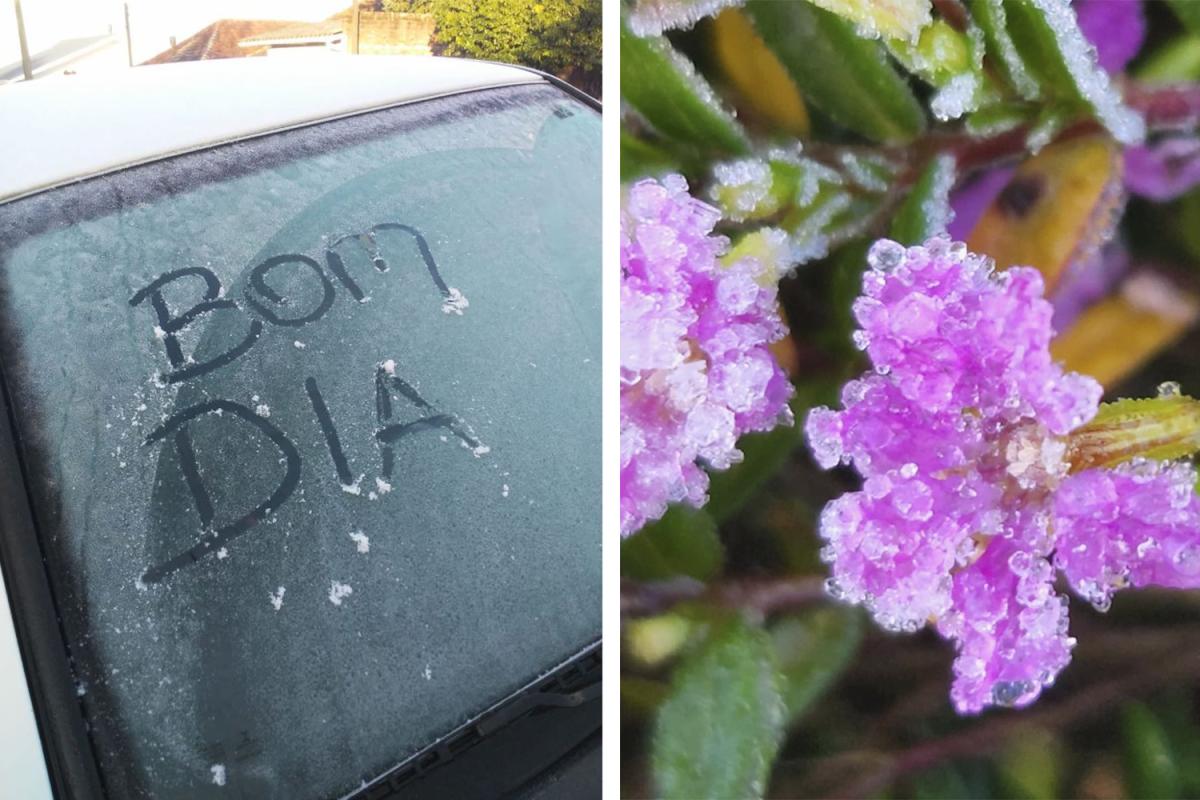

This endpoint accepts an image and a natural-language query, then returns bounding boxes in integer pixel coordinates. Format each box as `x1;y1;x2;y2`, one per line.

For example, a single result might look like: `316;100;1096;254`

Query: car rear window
0;82;599;799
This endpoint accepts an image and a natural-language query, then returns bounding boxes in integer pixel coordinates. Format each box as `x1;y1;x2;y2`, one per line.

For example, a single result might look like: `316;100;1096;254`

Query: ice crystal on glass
621;175;793;536
806;237;1200;713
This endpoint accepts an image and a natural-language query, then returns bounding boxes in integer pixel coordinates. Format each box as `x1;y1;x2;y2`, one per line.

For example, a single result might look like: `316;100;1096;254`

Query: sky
0;0;348;67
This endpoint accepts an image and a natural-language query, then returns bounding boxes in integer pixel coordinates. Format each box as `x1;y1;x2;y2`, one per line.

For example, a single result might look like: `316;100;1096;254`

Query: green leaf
998;726;1061;800
890;153;957;245
969;0;1041;99
1167;0;1200;37
652;618;786;799
622;504;723;581
769;606;861;722
622;676;670;720
743;0;926;143
705;397;811;523
1136;35;1200;84
990;0;1143;144
620;23;750;155
1122;701;1181;800
620;130;680;181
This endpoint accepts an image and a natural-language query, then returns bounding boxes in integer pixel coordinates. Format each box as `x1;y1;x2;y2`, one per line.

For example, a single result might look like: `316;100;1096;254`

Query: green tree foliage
384;0;600;91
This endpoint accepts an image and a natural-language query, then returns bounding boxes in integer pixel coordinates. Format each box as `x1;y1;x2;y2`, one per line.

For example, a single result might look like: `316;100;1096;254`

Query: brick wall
352;11;435;56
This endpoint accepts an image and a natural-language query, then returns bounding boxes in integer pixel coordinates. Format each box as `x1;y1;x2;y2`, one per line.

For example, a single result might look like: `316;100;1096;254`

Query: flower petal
938;538;1075;714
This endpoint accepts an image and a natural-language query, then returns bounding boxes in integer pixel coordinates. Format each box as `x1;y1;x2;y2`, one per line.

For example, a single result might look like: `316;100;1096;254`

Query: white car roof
0;56;545;204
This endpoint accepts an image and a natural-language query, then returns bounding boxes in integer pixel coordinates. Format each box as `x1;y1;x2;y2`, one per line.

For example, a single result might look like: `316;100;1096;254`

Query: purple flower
806;237;1200;713
1125;136;1200;201
1074;0;1145;74
621;175;793;536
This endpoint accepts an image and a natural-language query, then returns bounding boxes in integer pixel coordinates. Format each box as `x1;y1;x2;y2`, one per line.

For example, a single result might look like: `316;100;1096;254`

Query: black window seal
0;364;106;799
0;74;601;800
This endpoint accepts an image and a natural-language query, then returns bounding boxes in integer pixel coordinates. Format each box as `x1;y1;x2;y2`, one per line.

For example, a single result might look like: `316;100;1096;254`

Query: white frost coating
502;484;510;497
977;0;1041;100
375;477;392;494
624;0;743;36
930;73;979;121
921;153;958;236
795;158;842;208
837;151;892;193
1025;109;1067;153
441;287;469;315
210;764;226;787
349;530;370;554
152;326;166;340
216;547;229;560
422;664;433;680
381;359;396;376
807;0;929;42
293;340;306;349
658;39;744;137
269;586;286;611
759;227;795;279
709;158;772;221
328;581;353;606
1024;0;1144;145
341;475;365;496
254;404;270;417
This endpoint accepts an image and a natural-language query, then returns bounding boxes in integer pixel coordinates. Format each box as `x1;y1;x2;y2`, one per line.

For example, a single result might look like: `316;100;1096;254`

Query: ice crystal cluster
806;237;1200;713
621;175;793;536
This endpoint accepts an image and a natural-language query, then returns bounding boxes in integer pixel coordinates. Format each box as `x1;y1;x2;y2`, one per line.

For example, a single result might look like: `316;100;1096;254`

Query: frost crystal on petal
621;175;793;536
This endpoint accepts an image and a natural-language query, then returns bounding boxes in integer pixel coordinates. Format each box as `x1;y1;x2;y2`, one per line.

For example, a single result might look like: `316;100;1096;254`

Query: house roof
0;34;117;82
0;56;544;204
143;19;294;64
238;17;347;45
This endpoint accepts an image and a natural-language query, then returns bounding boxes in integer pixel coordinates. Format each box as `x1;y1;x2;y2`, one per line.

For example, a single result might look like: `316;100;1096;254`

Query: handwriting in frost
130;222;482;584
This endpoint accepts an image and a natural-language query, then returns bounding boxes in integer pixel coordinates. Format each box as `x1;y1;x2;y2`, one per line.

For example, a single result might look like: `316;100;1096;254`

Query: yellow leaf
711;9;810;137
967;135;1124;295
1051;273;1199;389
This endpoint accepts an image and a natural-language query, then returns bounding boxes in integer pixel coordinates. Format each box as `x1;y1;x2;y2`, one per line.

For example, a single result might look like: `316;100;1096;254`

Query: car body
0;56;600;799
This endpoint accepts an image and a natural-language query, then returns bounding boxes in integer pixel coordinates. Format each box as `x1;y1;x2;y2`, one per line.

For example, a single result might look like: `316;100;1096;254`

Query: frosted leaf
709;158;773;221
624;0;744;36
930;73;980;121
974;0;1041;99
918;154;957;238
1017;0;1145;145
807;0;932;42
837;151;896;193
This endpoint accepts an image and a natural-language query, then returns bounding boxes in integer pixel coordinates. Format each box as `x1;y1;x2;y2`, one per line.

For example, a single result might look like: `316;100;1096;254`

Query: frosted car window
0;84;599;799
